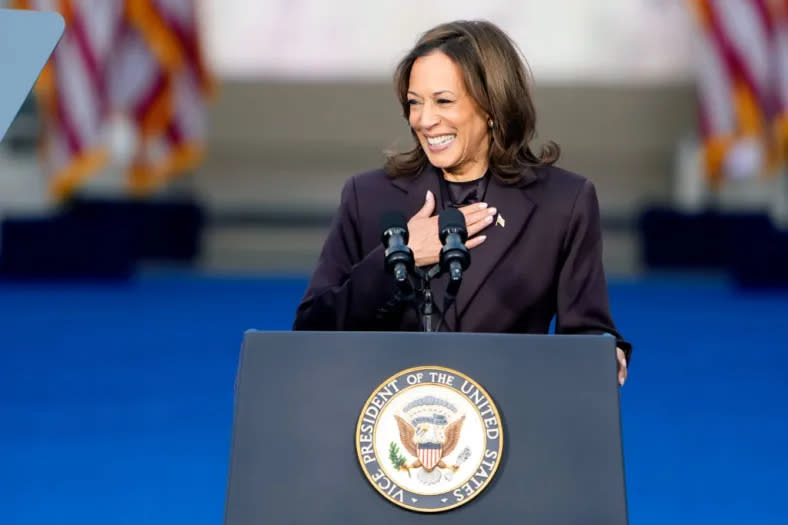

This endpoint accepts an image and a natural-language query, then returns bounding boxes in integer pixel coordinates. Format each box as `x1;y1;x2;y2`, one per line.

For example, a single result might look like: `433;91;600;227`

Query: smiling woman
403;52;492;183
386;21;559;183
293;20;631;385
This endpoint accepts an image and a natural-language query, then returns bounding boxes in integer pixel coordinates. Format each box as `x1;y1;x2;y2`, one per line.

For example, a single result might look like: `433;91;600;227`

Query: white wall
198;0;694;83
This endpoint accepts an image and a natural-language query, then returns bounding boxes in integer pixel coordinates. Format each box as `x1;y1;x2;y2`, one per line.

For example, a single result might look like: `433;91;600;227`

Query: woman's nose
417;102;439;130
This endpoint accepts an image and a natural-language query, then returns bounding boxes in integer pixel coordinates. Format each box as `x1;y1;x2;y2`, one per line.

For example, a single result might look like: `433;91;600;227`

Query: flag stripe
68;4;106;111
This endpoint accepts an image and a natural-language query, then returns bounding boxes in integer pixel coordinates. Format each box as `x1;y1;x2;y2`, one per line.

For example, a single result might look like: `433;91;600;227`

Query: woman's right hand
407;190;496;267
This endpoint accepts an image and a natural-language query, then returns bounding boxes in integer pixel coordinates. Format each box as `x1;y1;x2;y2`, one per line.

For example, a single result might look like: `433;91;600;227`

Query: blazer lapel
454;174;537;323
391;164;442;217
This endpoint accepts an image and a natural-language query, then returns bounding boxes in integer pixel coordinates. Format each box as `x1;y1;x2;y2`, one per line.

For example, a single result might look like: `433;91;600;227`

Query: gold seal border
355;365;504;513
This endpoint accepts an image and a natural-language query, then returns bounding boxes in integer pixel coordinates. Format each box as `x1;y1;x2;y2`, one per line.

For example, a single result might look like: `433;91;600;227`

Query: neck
442;160;488;183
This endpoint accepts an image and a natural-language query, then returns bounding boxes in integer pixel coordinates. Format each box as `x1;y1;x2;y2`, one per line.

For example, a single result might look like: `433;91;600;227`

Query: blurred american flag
14;0;214;198
689;0;788;182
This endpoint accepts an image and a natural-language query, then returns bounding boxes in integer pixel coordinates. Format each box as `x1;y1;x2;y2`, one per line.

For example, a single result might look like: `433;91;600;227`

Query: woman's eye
437;98;453;104
407;99;419;106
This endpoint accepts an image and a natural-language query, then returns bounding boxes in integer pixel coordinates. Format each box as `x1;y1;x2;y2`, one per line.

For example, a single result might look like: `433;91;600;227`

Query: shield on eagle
417;443;442;470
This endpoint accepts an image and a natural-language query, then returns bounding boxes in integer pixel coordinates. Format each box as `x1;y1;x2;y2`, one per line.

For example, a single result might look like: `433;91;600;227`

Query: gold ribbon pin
496;213;505;228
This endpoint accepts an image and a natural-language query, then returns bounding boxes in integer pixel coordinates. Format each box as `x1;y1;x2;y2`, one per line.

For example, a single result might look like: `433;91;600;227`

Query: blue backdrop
1;274;786;524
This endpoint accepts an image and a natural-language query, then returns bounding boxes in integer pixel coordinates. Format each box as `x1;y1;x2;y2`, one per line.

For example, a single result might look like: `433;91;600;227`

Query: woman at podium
293;20;631;384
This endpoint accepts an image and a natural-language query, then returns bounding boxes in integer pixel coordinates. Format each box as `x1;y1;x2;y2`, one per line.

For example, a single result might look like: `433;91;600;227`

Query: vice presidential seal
355;366;503;512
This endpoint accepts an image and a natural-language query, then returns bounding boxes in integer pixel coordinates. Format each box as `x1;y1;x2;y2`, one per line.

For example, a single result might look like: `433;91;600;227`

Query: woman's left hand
616;347;627;386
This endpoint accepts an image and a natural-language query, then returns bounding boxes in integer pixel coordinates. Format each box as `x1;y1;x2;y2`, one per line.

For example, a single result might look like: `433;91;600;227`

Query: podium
224;331;628;524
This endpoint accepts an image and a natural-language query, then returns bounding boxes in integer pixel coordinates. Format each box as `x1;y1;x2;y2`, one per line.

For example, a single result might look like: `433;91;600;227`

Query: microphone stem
394;263;408;282
422;287;433;332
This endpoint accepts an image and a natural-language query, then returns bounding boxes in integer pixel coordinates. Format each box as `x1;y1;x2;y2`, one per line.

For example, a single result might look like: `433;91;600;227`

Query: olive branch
389;442;410;477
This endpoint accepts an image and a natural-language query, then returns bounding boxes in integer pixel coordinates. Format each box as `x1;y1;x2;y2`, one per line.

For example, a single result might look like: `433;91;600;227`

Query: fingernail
488;207;497;215
426;190;432;200
478;202;488;209
479;235;487;242
485;216;493;223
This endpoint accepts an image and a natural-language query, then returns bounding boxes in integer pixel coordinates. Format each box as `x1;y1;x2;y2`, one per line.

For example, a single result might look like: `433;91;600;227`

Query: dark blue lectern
225;331;628;524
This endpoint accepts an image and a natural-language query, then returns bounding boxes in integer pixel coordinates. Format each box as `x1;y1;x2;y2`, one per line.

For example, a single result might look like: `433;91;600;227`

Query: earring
487;118;494;129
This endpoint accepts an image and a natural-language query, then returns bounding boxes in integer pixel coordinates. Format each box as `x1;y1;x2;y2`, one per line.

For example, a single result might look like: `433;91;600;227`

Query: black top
439;172;490;209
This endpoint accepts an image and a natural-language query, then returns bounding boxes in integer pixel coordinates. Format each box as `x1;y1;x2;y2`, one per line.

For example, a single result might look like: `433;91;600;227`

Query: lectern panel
225;331;627;525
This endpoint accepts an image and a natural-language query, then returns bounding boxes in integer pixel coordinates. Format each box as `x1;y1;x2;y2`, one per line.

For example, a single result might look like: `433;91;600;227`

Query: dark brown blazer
293;163;630;355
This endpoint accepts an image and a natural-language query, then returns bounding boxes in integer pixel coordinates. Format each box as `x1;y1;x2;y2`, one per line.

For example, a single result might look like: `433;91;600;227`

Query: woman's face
407;51;490;178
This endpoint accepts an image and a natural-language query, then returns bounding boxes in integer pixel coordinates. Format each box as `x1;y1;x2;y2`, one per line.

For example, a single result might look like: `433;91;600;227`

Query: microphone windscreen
439;207;466;233
380;210;408;232
380;211;409;244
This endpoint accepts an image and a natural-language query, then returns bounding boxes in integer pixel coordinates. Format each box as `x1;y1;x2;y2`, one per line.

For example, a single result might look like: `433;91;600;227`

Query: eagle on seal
394;413;466;476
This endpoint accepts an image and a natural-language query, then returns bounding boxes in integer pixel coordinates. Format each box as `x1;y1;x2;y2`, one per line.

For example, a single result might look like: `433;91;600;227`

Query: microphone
438;207;470;296
380;211;414;282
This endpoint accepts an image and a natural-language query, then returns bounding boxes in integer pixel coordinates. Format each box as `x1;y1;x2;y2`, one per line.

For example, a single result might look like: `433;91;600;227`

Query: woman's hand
407;190;496;267
617;347;628;386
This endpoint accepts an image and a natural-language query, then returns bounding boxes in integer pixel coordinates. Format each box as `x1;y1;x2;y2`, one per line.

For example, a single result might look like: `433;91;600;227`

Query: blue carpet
0;274;786;524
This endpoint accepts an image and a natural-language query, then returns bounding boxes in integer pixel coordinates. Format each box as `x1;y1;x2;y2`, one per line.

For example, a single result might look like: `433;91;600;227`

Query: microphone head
380;211;409;244
438;207;468;243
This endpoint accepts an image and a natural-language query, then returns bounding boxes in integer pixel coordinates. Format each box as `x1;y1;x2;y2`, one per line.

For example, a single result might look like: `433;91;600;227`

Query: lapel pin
496;213;505;228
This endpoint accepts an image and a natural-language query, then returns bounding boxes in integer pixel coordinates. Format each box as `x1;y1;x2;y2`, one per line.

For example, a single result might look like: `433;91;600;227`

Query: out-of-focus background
1;1;786;524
